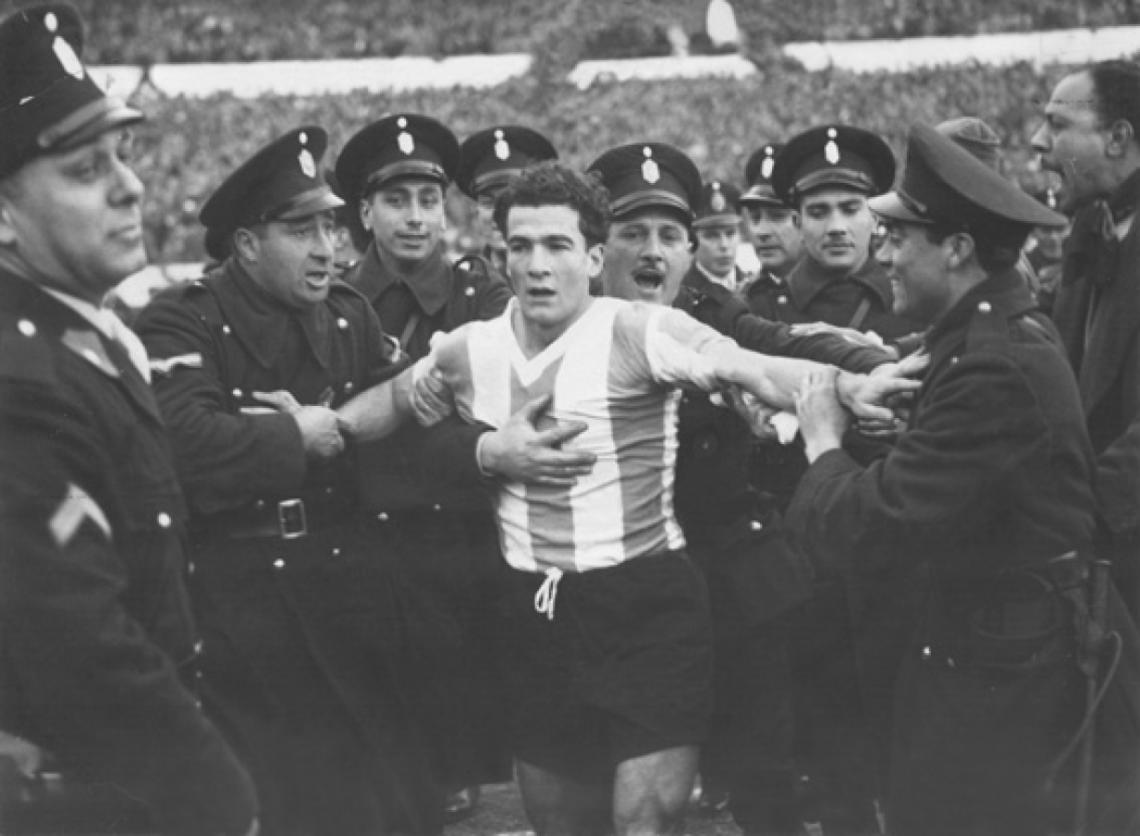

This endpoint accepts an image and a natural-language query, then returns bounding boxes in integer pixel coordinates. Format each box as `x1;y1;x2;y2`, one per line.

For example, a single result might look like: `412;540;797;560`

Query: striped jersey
428;296;733;573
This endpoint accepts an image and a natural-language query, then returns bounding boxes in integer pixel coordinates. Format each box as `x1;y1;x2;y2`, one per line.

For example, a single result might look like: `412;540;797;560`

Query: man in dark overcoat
0;6;257;835
789;122;1096;836
135;127;447;836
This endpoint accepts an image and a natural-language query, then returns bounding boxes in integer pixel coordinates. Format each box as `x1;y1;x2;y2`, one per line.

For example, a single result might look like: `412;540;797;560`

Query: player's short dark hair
493;161;611;247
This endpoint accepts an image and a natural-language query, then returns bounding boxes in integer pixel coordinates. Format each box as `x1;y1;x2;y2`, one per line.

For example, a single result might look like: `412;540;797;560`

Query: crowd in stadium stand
132;59;1067;263
75;0;1135;65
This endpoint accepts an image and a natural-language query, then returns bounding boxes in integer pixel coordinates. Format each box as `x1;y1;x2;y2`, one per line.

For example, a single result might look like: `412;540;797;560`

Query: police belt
925;558;1085;671
194;496;356;541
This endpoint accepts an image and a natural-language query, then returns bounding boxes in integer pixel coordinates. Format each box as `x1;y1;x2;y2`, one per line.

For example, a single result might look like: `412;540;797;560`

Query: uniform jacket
781;254;924;341
1052;202;1140;538
787;268;1097;831
0;271;256;836
346;241;512;512
740;267;793;322
789;267;1096;582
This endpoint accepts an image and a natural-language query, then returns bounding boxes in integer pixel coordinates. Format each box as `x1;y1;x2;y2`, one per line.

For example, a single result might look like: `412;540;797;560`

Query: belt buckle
277;498;308;539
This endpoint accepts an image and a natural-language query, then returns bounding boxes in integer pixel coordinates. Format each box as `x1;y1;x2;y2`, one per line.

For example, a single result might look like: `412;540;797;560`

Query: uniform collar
924;268;1036;354
694;260;738;292
211;259;332;369
350;240;451;316
787;253;892;311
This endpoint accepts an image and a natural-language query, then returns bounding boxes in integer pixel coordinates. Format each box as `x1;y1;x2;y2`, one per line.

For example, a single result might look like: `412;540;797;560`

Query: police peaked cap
741;143;785;207
335;113;460;204
773;125;896;204
0;4;142;178
456;125;557;199
587;142;702;220
693;180;742;228
868;122;1067;238
200;126;344;260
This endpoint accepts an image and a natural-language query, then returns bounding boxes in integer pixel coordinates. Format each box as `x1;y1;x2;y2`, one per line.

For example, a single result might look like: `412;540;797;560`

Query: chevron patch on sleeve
49;483;112;546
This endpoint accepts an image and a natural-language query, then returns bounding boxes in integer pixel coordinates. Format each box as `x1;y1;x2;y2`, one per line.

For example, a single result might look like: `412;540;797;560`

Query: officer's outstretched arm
708;342;920;423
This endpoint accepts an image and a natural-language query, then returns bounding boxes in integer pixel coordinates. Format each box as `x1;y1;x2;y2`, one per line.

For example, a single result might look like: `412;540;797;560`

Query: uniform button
432;503;442;512
194;639;204;654
950;356;960;365
273;558;285;570
331;547;341;558
187;561;196;576
977;301;992;314
156;511;172;528
337;317;349;330
376;512;389;522
465;286;475;297
17;318;36;337
749;520;764;532
222;325;232;335
231;387;243;399
921;645;932;659
325;486;334;496
777;295;787;305
344;381;355;394
946;657;956;669
254;499;266;510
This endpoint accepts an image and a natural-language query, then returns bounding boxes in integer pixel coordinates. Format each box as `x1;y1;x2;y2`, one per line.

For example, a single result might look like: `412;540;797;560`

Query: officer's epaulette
454;252;491;279
964;298;1008;351
0;311;57;384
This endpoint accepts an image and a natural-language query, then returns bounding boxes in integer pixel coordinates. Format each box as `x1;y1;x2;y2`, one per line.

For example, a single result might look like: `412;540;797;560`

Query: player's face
505;203;602;339
601;210;692;306
0;128;146;303
694;222;740;278
361;176;446;267
242;211;337;310
1031;71;1115;213
798;188;875;275
742;202;802;275
876;220;952;325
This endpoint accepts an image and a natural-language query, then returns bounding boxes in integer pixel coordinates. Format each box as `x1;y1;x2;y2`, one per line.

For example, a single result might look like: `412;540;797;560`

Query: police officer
739;143;804;318
789;122;1094;836
456;124;557;277
334;113;514;821
588;144;898;836
0;6;257;834
135;127;442;836
772;125;921;340
689;179;747;293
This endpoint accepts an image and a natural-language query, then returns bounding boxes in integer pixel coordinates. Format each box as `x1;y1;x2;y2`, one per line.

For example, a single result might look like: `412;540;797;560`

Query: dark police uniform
768;124;918;831
788;122;1095;835
136;128;444;836
336;115;514;800
0;7;256;835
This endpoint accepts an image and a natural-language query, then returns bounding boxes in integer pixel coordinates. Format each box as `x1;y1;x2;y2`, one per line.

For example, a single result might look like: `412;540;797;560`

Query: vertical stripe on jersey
511;358;575;571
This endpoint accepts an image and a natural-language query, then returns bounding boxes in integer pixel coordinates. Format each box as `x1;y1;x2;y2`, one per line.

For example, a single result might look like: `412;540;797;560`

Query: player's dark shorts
499;549;713;781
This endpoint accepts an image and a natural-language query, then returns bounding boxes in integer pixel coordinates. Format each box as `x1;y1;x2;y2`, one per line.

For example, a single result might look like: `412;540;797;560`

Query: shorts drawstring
534;567;564;621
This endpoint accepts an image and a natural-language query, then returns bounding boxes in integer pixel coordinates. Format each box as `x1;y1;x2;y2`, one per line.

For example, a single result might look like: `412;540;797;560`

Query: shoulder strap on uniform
847;295;873;330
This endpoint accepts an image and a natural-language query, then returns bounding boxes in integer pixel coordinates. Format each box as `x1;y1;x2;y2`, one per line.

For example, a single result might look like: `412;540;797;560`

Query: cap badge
494;129;510;161
398;130;415;156
824;127;840;166
641;147;660;185
296;131;316;177
46;13;84;80
710;183;726;212
761;149;775;180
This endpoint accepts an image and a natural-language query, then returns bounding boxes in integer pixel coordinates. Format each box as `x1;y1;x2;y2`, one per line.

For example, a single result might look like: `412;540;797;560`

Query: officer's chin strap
534;567;564;621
